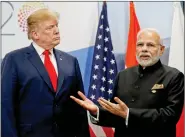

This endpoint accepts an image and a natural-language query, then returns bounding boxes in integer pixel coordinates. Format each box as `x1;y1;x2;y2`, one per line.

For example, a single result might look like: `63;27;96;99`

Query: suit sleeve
1;53;19;137
73;58;90;137
90;73;126;128
128;71;184;128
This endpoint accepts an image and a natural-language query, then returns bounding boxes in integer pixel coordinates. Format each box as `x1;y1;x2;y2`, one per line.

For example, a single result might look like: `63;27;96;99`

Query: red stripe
102;127;114;137
176;108;184;137
89;125;96;137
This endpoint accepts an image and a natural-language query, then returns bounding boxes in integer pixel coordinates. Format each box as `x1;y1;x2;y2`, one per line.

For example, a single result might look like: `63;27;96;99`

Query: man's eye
46;28;51;30
137;43;143;47
147;43;155;47
46;26;54;30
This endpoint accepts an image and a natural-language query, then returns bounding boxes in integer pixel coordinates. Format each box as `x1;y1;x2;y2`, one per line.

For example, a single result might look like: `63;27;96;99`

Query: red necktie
43;50;58;92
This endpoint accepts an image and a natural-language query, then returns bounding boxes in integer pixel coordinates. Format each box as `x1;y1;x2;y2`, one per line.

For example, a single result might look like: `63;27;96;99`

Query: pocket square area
151;84;164;90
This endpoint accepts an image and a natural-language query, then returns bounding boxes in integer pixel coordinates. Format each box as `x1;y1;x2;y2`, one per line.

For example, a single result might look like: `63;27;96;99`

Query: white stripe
168;1;184;73
87;112;107;137
89;123;107;137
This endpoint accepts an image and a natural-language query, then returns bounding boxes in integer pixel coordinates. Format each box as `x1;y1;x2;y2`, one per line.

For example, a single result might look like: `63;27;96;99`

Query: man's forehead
137;31;160;43
137;39;157;44
138;30;160;38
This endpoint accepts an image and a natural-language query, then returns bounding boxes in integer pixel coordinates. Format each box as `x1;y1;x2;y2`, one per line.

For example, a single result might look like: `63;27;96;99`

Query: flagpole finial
130;1;135;6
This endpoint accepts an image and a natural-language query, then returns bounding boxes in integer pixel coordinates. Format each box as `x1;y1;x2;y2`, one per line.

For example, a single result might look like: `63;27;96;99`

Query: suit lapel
54;49;65;96
26;44;54;92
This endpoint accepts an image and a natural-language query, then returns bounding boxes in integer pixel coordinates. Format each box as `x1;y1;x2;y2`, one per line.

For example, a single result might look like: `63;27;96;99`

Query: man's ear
159;45;165;56
31;30;39;40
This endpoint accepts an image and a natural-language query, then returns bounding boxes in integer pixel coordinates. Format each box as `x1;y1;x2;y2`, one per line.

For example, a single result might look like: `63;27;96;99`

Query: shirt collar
138;60;162;74
32;42;54;56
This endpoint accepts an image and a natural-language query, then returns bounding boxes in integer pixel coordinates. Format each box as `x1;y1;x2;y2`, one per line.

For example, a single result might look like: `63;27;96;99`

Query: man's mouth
54;37;60;40
140;55;150;60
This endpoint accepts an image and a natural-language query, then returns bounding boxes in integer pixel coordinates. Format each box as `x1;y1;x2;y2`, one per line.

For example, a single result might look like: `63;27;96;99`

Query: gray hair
137;28;163;45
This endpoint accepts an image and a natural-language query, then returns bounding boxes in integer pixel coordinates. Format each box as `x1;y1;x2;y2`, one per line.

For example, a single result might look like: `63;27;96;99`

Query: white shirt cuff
89;106;99;123
125;108;129;126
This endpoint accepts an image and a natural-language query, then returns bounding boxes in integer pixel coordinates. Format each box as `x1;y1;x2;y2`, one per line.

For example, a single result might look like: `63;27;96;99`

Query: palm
70;91;98;114
83;98;97;112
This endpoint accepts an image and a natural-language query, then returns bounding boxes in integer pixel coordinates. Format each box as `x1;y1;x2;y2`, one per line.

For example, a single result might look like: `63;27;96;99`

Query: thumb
114;97;125;108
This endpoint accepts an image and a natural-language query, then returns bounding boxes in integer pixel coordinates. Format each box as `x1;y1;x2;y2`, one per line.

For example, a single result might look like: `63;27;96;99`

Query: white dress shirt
32;42;58;76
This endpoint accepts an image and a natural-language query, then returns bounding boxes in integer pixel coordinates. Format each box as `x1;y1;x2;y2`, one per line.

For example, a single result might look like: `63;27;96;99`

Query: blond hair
27;9;59;40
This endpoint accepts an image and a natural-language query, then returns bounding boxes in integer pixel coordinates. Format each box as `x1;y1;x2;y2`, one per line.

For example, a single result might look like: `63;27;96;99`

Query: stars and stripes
88;2;117;137
88;2;117;105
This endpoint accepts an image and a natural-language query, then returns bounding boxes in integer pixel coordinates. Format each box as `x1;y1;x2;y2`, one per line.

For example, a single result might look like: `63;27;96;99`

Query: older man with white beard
70;28;184;137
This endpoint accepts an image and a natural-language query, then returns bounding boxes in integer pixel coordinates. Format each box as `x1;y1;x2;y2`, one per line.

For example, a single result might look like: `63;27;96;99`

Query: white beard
136;49;161;67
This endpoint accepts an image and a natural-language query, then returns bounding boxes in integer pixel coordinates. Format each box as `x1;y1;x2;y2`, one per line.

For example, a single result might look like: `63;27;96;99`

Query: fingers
98;98;114;110
98;98;108;109
98;101;109;110
114;97;123;105
77;91;87;101
70;96;84;106
98;98;113;107
114;97;125;108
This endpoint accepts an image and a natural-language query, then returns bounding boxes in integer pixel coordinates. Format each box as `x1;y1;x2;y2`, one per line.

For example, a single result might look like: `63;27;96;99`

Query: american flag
88;2;117;137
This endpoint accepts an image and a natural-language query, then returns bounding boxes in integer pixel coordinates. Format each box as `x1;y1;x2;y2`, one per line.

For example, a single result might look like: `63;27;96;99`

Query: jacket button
139;74;143;78
135;85;139;89
131;98;135;102
54;122;58;127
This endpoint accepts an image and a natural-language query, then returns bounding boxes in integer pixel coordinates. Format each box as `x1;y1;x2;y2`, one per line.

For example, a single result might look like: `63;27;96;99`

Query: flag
168;2;184;137
125;1;140;68
168;1;184;73
87;2;117;137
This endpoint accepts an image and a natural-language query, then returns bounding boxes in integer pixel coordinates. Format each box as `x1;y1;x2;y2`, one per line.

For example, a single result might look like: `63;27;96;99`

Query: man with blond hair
71;28;184;137
2;8;90;137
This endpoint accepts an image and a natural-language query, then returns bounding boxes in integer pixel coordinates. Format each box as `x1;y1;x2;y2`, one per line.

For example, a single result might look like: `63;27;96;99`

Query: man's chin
53;40;60;47
136;55;160;67
138;59;153;67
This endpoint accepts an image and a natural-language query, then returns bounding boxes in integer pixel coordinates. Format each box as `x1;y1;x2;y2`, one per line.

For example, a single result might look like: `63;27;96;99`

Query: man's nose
54;26;59;34
141;44;148;52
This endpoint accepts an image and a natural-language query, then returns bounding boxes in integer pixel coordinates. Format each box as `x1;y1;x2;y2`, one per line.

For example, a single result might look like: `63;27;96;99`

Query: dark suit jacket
92;60;184;137
1;44;90;137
